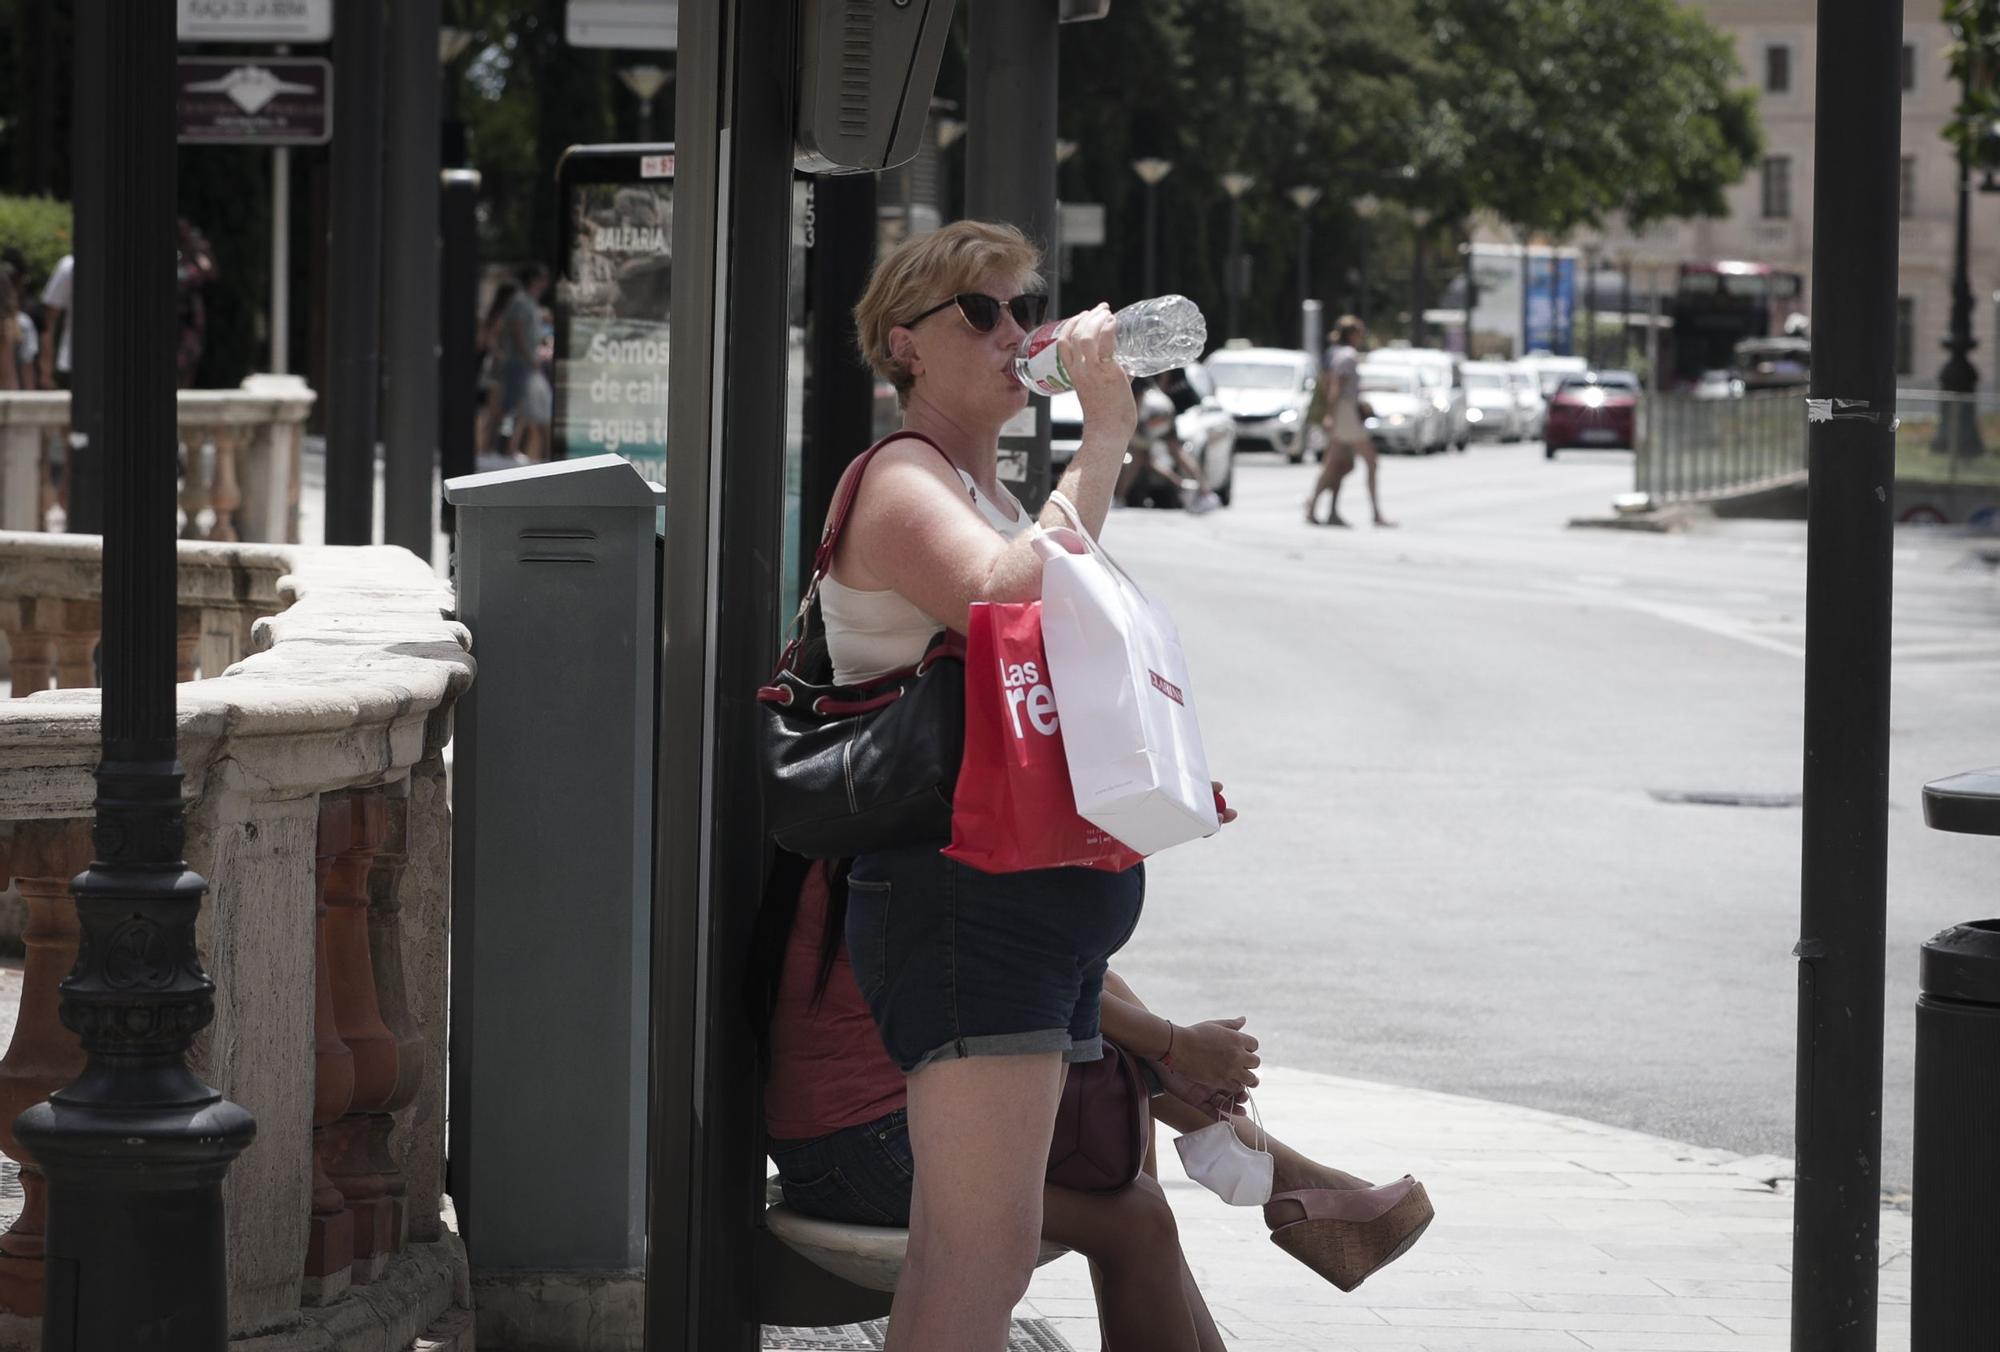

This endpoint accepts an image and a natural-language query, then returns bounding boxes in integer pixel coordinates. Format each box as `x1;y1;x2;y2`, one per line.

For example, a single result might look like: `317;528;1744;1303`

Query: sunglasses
905;291;1048;334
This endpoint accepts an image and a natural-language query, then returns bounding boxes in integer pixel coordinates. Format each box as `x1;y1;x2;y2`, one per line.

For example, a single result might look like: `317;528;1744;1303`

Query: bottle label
1016;321;1073;395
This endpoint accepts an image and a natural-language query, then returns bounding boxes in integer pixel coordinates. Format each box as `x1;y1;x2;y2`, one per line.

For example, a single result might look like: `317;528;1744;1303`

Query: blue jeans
769;1109;916;1227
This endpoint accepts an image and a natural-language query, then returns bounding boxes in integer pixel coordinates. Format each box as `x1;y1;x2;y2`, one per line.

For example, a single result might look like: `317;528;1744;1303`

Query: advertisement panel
554;147;675;484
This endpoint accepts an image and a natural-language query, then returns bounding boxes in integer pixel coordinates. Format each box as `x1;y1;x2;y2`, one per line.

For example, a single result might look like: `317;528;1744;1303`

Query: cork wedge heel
1263;1175;1434;1293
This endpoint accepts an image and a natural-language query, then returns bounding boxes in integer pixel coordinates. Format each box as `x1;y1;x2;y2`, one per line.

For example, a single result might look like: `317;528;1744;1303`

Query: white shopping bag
1037;493;1219;856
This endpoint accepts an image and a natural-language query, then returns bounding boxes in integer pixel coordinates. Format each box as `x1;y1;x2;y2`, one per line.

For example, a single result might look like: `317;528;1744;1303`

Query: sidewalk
1013;1065;1910;1352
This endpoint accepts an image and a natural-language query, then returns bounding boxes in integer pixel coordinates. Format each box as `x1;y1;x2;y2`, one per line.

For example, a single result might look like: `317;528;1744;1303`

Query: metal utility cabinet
444;455;661;1270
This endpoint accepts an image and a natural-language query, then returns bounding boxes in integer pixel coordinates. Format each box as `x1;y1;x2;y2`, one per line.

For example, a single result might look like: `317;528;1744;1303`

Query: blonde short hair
853;220;1045;401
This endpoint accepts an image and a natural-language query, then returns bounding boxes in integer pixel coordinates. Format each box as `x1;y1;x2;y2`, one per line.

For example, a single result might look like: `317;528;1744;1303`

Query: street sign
1059;202;1105;247
177;58;332;146
176;0;332;43
567;1;678;50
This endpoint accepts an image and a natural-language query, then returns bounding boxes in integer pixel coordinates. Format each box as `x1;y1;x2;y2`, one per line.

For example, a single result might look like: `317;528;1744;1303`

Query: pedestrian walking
0;272;23;391
1305;315;1392;528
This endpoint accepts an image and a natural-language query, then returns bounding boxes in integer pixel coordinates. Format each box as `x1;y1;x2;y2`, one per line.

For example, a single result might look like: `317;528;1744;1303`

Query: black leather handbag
758;435;967;858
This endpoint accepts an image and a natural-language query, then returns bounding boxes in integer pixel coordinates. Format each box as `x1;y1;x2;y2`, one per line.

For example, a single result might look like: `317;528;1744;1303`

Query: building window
1896;297;1915;376
1902;43;1917;93
1765;45;1791;94
1901;155;1917;218
1761;156;1792;220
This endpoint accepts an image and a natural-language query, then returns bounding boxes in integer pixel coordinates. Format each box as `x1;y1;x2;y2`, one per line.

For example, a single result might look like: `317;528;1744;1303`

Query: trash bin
1912;771;2000;1350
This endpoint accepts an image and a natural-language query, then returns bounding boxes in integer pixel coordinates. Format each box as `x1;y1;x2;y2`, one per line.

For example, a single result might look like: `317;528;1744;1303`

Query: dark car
1544;370;1641;457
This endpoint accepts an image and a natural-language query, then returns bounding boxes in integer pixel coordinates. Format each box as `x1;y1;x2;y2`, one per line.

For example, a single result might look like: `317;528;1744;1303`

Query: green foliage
1047;0;1759;347
1944;0;2000;165
0;194;70;282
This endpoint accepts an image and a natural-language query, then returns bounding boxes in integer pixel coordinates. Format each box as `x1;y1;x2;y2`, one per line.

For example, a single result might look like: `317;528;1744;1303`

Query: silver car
1460;361;1525;442
1357;364;1448;454
1203;347;1321;463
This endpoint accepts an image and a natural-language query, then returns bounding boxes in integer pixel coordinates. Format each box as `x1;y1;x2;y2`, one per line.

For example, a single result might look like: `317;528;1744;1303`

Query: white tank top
821;465;1035;685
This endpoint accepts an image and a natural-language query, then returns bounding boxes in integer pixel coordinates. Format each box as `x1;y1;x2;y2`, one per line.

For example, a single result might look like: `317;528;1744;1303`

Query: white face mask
1173;1095;1273;1206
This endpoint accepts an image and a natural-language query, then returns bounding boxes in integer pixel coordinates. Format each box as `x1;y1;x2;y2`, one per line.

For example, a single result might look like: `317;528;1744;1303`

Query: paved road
1101;439;2000;1197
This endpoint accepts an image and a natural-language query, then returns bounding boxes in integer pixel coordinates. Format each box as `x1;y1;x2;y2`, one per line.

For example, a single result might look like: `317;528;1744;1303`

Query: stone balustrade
0;378;314;543
0;531;474;1350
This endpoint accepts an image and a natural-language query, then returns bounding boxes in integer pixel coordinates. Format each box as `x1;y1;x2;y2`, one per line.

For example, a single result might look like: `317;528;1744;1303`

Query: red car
1544;371;1640;457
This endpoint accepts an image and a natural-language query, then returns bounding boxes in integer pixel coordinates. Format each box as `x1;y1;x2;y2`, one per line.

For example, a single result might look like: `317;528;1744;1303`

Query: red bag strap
775;430;957;675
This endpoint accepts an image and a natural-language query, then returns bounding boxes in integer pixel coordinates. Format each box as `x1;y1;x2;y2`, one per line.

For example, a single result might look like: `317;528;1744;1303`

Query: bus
1670;261;1804;386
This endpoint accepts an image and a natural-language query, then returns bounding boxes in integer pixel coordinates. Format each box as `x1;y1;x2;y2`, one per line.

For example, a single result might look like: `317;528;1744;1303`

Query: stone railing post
0;599;53;697
322;788;401;1284
207;425;245;543
0;818;90;1315
364;782;425;1251
306;794;357;1307
178;429;214;541
51;600;99;689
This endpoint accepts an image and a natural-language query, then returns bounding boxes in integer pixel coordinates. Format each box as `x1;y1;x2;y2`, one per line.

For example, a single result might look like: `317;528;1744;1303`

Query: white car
1460;361;1525;442
1357;363;1448;454
1521;353;1588;400
1510;365;1547;441
1048;361;1238;505
1362;347;1468;452
1202;347;1321;463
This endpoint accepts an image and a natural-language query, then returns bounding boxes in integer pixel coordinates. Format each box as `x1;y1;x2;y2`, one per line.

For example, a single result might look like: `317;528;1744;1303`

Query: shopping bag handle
1045;490;1151;601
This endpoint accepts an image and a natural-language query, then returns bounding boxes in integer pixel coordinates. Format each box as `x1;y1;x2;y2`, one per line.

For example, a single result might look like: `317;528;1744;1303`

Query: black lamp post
1287;185;1322;316
1220;172;1254;341
16;5;254;1346
1132;157;1174;297
1936;139;1984;457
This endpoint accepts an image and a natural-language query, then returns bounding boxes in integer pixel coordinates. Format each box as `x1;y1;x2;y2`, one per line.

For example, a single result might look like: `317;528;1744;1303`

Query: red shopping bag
945;602;1145;874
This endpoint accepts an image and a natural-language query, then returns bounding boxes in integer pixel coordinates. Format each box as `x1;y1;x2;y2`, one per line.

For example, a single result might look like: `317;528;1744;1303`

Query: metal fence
1636;389;1807;506
1636;388;2000;510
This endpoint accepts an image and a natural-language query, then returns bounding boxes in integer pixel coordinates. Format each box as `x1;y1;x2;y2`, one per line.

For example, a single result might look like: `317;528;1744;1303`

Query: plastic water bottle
1014;295;1208;396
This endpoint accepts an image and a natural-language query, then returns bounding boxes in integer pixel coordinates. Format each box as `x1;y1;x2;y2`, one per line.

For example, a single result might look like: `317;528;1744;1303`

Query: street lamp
1220;171;1255;340
618;64;672;142
1938;127;1988;457
1132;156;1175;297
1287;185;1321;318
1055;137;1079;165
1351;193;1383;324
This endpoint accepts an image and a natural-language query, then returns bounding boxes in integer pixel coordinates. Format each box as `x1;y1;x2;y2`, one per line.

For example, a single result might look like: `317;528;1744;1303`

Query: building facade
1597;1;1996;382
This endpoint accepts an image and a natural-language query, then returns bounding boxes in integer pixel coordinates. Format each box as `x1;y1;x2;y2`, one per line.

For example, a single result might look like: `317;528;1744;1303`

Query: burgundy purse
1045;1044;1151;1193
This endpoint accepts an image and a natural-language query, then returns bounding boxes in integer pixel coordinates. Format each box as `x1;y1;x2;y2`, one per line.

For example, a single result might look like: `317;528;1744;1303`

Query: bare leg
1305;441;1355;524
892;1054;1066;1352
1043;1177;1204;1352
1358;441;1392;526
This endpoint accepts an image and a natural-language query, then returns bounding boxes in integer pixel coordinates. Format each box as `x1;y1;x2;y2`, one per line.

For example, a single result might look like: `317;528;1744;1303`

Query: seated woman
755;856;1431;1349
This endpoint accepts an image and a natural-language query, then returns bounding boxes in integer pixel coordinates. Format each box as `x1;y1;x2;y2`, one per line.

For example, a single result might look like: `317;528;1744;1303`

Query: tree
1412;0;1761;240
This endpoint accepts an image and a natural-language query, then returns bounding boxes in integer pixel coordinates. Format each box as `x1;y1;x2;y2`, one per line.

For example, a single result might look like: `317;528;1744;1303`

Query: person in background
475;279;521;457
3;250;39;390
510;308;555;462
0;272;22;390
37;253;71;391
1305;315;1391;528
176;219;219;389
496;262;550;448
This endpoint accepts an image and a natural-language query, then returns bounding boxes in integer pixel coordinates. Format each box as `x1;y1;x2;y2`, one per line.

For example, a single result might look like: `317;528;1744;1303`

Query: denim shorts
769;1108;915;1227
845;845;1145;1074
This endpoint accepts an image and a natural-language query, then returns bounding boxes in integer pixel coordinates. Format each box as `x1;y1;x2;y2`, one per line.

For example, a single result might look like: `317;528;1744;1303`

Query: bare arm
833;307;1135;630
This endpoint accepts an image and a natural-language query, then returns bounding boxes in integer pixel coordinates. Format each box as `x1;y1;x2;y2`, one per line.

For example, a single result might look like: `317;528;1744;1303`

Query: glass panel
781;176;811;629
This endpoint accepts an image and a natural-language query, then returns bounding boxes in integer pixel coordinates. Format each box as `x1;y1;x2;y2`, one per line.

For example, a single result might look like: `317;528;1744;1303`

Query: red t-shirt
764;862;908;1141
